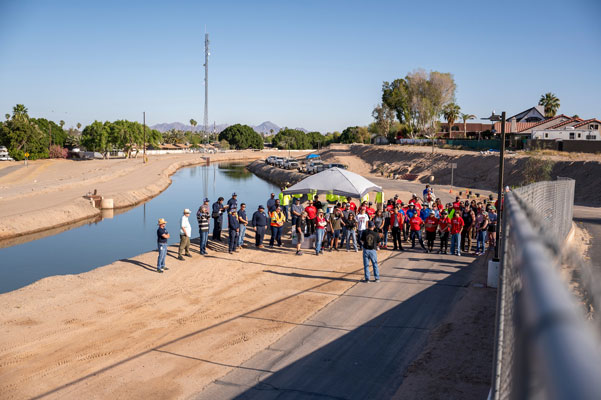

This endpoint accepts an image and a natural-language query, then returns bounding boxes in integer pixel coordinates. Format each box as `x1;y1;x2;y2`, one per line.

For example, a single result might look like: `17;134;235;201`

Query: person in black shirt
295;212;308;256
360;221;380;282
313;196;323;213
212;197;226;241
251;205;269;248
156;218;170;273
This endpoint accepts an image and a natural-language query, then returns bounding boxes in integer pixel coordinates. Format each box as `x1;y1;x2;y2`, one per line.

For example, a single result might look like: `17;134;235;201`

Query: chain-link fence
491;178;601;399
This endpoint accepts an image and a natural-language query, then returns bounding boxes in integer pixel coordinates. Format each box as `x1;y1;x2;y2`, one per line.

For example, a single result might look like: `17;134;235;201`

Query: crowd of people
155;185;501;282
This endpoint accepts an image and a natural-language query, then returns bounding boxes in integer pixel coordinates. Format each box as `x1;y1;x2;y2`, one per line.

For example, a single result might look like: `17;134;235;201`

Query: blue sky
1;0;600;132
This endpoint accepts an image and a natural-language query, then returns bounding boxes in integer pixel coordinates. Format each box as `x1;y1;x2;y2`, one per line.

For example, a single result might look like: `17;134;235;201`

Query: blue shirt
252;210;268;227
406;209;417;219
420;208;431;220
228;213;240;230
238;209;247;224
227;197;237;210
157;227;168;244
212;202;223;221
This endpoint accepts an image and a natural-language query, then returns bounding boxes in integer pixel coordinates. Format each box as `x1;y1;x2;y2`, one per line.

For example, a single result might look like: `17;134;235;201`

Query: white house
532;119;601;141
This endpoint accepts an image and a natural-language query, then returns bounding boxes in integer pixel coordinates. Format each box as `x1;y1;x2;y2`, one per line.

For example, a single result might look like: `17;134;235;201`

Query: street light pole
493;111;506;261
143;112;146;163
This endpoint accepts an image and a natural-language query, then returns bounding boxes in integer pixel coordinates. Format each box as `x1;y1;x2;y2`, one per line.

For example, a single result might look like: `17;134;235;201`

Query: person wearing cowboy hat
178;209;192;260
156;218;170;273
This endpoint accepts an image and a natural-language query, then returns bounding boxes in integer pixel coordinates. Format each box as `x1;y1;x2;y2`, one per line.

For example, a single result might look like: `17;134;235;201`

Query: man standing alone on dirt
178;209;192;260
156;218;170;273
361;221;380;282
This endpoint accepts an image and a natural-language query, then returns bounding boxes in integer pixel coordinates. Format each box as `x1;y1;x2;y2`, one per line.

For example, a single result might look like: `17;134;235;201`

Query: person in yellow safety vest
375;192;384;210
326;193;338;203
269;205;286;247
361;193;369;203
279;189;291;219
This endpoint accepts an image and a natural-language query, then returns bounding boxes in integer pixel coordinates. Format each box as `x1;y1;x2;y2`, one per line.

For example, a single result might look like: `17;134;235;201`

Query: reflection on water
0;163;278;293
218;163;253;180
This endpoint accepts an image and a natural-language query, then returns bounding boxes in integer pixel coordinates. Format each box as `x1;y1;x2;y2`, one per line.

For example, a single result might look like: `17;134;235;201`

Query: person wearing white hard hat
178;209;192;260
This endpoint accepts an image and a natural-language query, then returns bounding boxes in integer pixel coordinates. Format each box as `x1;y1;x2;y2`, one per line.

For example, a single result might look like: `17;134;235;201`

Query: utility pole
203;32;209;144
143;111;147;163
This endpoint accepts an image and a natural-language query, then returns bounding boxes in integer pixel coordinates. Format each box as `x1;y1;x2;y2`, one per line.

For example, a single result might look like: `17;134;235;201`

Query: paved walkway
574;206;601;268
196;249;476;399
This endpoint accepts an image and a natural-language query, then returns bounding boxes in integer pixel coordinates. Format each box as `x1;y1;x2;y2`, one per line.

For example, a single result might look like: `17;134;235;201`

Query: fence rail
491;178;601;399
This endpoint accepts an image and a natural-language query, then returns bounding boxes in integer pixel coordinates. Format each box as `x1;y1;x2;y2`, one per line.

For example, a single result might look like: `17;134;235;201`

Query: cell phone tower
203;32;209;144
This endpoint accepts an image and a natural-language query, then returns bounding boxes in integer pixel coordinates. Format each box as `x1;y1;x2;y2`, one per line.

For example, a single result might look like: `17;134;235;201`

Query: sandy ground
0;229;366;399
0;150;307;240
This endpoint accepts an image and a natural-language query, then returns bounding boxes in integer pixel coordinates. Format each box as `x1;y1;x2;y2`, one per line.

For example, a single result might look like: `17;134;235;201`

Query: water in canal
0;163;279;294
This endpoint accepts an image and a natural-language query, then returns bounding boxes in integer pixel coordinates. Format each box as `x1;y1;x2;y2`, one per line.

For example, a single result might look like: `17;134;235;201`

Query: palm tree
12;104;28;120
190;118;197;131
76;122;82;131
59;120;65;129
4;113;9;121
442;103;461;138
461;113;476;138
538;92;560;117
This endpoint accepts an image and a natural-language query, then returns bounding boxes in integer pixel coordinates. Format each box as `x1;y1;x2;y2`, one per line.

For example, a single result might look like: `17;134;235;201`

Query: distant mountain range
150;121;308;135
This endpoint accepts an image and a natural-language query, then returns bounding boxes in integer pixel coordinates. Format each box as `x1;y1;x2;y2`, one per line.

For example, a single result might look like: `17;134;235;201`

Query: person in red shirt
366;202;376;218
347;197;357;213
409;214;427;252
437;210;451;254
305;201;317;235
450;212;465;256
424;213;439;252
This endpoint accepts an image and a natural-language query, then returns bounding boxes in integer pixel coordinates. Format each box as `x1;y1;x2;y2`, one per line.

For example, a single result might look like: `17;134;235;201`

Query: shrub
49;145;68;158
522;157;555;185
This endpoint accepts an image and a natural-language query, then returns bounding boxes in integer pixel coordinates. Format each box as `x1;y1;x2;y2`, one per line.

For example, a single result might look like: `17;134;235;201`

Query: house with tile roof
507;105;546;123
532;118;601;141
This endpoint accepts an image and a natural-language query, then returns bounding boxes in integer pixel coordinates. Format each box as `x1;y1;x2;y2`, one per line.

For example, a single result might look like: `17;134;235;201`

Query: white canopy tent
283;168;382;199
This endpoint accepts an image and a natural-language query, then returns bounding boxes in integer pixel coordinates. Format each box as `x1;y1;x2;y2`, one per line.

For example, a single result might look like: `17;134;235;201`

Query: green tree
59;120;65;129
339;126;370;144
32;118;67;147
306;131;326;149
76;122;82;131
272;128;310;149
461;113;476;137
190;119;197;131
81;121;110;156
12;104;28;120
538;92;560;117
4;114;9;121
218;124;263;149
372;103;396;139
442;103;461;137
382;70;456;138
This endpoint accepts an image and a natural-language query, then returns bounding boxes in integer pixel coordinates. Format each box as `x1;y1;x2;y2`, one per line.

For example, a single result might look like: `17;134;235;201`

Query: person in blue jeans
315;211;327;255
476;213;489;255
360;221;380;282
156;218;170;273
196;199;210;255
237;203;248;248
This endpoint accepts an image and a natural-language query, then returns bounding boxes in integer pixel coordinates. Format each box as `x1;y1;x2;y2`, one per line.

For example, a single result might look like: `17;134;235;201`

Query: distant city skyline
1;0;600;132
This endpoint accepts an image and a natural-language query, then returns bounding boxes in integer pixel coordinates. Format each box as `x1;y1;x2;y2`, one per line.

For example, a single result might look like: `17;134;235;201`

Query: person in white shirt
178;208;192;260
356;209;370;250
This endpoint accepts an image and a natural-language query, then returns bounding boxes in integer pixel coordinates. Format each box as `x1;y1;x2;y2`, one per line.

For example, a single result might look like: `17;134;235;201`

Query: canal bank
0;150;307;241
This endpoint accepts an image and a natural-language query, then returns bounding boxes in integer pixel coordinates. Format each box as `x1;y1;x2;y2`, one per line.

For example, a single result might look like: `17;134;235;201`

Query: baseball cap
183;208;191;214
368;221;375;228
203;197;209;202
258;205;265;209
232;192;237;196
